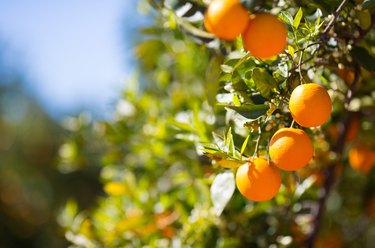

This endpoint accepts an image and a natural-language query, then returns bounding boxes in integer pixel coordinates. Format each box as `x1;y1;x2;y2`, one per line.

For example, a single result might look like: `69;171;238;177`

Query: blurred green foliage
0;50;103;247
0;78;66;247
53;0;375;247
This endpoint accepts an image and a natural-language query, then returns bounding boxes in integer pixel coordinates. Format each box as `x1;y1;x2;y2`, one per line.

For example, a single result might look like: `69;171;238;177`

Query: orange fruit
329;116;360;143
269;128;314;171
338;68;355;85
204;0;249;40
348;143;375;174
344;116;360;142
242;13;287;59
289;83;332;127
236;157;281;201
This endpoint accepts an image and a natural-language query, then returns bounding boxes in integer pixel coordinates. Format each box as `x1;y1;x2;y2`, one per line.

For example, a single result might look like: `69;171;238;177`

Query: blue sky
0;0;146;118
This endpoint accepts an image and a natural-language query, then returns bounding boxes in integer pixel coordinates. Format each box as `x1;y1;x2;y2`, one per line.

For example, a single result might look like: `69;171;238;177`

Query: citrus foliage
59;0;375;247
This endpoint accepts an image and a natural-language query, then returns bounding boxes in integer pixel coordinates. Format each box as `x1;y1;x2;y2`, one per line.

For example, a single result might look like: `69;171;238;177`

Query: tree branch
290;0;349;76
322;0;350;36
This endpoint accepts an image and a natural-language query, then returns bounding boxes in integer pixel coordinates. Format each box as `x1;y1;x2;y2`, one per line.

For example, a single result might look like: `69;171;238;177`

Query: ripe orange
204;0;249;40
344;116;360;142
338;68;355;85
289;83;332;127
349;143;375;174
236;157;281;201
329;116;360;143
242;13;287;59
269;128;314;171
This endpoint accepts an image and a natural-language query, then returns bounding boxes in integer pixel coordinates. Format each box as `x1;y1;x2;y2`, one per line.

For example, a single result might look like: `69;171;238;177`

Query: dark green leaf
362;0;375;9
249;94;268;104
351;46;375;72
225;104;269;119
251;68;278;98
232;71;253;103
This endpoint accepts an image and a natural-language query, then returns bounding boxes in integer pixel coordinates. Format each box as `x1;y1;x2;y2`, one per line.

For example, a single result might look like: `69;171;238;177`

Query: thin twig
294;41;322;53
298;49;305;83
253;119;262;158
290;0;349;77
322;0;350;36
290;119;295;128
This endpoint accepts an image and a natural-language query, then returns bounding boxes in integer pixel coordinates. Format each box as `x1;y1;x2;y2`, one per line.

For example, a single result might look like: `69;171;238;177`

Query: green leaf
202;143;220;154
233;94;241;106
288;45;295;57
211;171;235;216
221;64;234;73
240;135;250;155
225;104;269;119
232;71;253;103
294;176;316;200
58;199;78;228
293;8;303;29
135;40;165;68
362;0;375;9
193;104;209;142
217;237;241;248
351;46;375;72
216;159;244;169
225;128;235;155
251;68;278;98
203;150;243;168
206;57;222;107
279;11;294;26
170;119;195;132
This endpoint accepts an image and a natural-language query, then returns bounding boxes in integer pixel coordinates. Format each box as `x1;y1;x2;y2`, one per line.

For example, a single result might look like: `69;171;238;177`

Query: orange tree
58;0;375;247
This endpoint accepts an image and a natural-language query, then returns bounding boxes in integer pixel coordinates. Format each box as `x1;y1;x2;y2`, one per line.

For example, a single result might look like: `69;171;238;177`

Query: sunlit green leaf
233;94;241;106
279;11;294;26
288;45;295;57
293;8;303;29
170;119;195;132
240;135;250;155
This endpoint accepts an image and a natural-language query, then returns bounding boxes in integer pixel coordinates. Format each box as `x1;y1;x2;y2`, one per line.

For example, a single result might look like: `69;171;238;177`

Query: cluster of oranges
205;1;375;202
236;83;332;201
204;0;287;59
